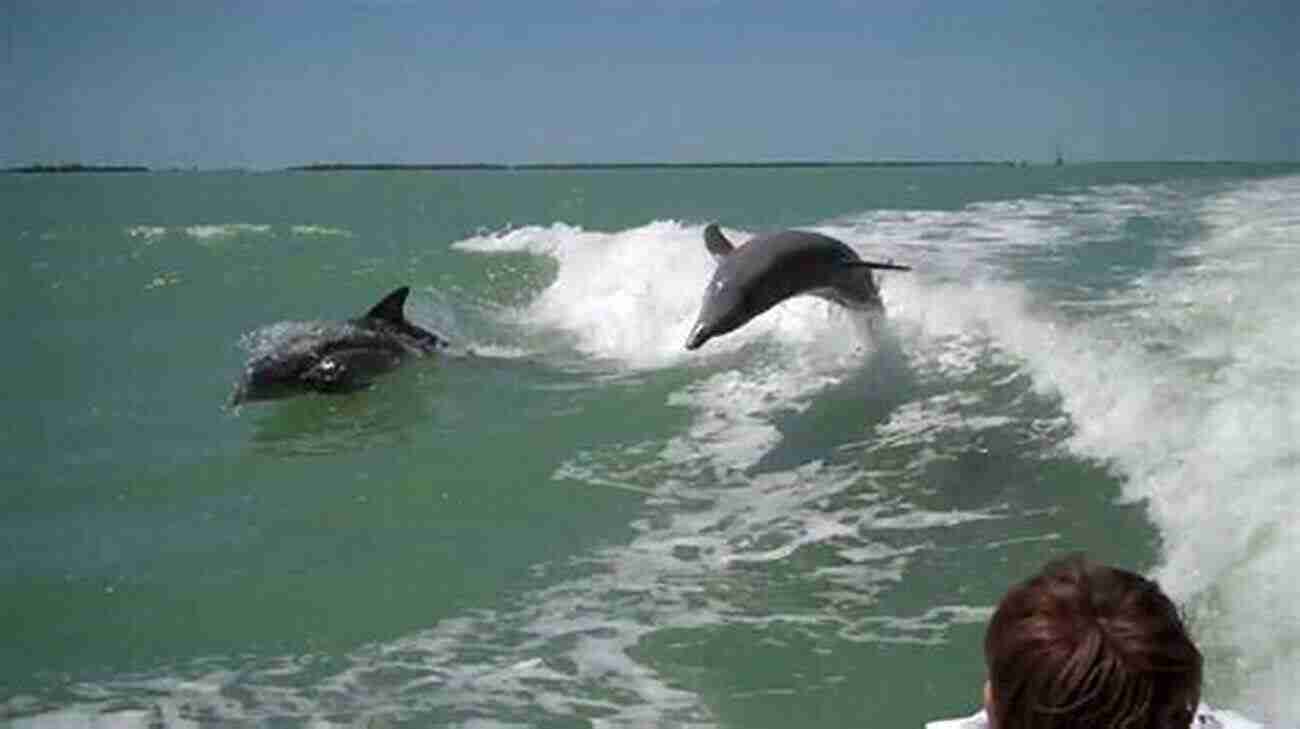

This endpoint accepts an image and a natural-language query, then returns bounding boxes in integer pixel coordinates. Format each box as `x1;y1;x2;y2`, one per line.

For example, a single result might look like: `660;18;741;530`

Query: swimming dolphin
685;224;910;350
229;286;448;404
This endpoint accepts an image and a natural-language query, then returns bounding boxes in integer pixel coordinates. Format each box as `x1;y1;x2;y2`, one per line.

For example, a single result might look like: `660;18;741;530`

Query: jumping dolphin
229;286;448;404
685;224;910;350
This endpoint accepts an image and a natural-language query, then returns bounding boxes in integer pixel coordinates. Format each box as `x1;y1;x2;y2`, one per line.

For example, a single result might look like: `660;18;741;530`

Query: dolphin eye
712;279;727;293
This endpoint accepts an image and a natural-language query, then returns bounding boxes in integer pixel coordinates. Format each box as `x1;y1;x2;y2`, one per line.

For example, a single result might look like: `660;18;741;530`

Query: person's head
982;554;1202;729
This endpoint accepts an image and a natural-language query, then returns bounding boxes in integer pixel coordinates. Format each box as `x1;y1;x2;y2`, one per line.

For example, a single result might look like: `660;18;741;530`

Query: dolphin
229;286;448;404
684;224;910;350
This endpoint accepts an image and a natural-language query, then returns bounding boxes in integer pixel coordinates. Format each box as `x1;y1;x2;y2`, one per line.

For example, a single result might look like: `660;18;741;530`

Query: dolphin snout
685;321;710;351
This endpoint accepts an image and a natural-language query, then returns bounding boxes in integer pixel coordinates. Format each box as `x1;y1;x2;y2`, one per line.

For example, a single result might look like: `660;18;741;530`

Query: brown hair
983;554;1202;729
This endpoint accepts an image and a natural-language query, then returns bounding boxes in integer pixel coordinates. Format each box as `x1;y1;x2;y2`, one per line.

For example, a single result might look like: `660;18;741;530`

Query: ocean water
2;163;1298;728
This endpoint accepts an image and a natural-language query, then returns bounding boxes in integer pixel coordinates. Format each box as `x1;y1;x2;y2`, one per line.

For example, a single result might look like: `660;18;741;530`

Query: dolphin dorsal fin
364;286;410;323
704;224;735;259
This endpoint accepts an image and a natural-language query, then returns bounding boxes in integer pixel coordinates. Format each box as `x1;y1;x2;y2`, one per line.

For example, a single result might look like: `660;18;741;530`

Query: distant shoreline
286;161;1012;172
6;160;1004;175
4;160;1281;175
7;161;1007;175
5;164;151;174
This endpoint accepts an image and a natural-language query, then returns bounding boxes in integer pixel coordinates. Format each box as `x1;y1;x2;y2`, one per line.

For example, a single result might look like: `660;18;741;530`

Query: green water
3;164;1297;727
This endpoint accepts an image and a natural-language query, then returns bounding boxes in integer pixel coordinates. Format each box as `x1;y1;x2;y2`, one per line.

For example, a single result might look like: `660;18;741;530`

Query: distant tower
1054;142;1064;167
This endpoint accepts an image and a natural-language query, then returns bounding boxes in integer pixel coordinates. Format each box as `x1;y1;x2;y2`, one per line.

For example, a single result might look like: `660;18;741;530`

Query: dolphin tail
703;224;735;259
364;286;411;323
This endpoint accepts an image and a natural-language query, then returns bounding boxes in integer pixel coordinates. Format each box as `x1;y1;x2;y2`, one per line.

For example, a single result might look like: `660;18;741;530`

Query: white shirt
926;705;1267;729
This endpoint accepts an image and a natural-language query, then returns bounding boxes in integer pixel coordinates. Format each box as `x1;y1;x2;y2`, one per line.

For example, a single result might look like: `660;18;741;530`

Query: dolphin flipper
303;348;403;391
703;224;735;259
817;263;886;311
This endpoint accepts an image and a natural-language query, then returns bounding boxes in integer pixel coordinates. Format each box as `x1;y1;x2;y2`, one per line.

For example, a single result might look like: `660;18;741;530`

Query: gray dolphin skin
229;286;448;404
685;224;910;350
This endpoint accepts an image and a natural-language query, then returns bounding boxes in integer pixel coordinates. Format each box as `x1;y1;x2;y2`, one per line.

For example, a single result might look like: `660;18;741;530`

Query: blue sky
4;1;1297;167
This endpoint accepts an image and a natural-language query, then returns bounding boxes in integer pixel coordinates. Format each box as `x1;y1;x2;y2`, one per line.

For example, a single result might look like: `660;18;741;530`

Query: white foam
869;392;1017;450
457;222;714;367
290;225;353;237
462;343;535;360
123;224;351;241
184;223;270;240
884;175;1300;725
454;221;891;369
1131;177;1300;724
124;225;166;241
143;271;182;290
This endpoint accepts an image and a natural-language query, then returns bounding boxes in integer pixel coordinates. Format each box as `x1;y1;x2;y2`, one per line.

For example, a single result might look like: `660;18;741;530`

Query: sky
3;0;1297;167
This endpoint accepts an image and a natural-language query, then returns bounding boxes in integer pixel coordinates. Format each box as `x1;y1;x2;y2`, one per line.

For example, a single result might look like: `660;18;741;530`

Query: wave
16;178;1296;727
1057;176;1300;723
454;220;901;370
454;178;1299;724
847;175;1300;724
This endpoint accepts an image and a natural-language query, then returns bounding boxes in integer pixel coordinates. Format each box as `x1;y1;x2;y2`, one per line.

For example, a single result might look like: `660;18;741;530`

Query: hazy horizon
7;159;1299;173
